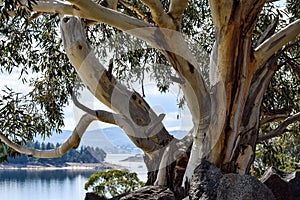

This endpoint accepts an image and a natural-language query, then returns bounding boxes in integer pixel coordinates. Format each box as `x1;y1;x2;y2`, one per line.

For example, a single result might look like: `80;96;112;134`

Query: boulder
85;186;175;200
188;160;275;200
217;174;275;200
85;192;106;200
119;186;177;200
260;167;300;200
189;160;223;200
289;172;300;200
87;163;300;200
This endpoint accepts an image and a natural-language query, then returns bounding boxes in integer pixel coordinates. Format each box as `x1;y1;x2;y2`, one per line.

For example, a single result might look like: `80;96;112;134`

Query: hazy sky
0;68;193;132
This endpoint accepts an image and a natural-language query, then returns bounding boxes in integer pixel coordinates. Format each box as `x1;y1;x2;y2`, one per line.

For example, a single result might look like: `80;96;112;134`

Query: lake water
0;169;96;200
0;154;147;200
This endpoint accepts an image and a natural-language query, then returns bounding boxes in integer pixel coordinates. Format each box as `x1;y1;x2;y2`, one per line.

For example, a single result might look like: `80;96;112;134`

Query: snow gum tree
0;0;299;196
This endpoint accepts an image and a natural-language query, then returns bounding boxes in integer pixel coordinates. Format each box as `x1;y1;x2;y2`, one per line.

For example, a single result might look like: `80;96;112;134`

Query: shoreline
0;162;125;171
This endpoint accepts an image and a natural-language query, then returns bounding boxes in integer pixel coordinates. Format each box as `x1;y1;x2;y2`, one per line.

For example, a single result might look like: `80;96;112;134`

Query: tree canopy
85;169;144;198
0;0;299;195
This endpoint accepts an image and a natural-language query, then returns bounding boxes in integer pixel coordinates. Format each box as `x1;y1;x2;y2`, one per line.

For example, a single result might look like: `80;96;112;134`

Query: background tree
0;0;299;196
85;169;144;198
3;142;107;165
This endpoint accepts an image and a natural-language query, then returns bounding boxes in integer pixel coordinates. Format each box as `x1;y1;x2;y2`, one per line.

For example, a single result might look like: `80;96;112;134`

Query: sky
64;80;194;132
0;68;193;132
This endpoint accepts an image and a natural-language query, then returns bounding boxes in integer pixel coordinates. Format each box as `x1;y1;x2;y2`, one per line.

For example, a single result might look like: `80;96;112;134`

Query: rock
119;186;176;200
189;160;223;200
260;167;300;200
188;160;275;200
217;174;275;200
290;172;300;200
85;192;106;200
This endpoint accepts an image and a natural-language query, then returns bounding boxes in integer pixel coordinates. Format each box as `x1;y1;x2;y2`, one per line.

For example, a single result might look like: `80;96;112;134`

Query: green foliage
249;1;300;177
0;0;36;19
0;5;80;156
84;169;144;198
255;130;300;177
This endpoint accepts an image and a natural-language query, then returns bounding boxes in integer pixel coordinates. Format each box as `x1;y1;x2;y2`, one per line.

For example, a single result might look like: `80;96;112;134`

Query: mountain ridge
36;127;188;154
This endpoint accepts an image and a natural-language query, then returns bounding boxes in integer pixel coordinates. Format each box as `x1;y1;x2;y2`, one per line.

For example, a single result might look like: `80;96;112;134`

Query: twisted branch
254;19;300;66
258;112;300;142
0;114;97;158
140;0;175;29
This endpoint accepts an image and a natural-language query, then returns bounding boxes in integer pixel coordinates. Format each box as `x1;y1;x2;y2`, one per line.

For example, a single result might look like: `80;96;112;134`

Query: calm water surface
0;169;96;200
0;154;147;200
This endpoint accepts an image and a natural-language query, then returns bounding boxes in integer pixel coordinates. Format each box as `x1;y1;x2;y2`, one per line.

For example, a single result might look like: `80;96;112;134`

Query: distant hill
37;128;188;154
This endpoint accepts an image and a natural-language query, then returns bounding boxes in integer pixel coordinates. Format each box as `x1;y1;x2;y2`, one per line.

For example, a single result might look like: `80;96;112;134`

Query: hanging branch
260;114;288;125
258;112;300;143
0;114;97;158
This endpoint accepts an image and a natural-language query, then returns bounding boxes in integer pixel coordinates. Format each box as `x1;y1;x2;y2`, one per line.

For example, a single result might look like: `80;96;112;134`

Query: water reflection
0;170;97;200
0;169;95;182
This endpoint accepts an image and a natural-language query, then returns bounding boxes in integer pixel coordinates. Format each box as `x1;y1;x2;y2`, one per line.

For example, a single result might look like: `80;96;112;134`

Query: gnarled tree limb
260;114;288;125
0;114;97;158
67;0;152;30
258;112;300;143
168;0;188;20
119;0;148;22
23;0;152;31
140;0;175;29
61;16;174;154
71;91;131;126
255;16;279;47
254;19;300;66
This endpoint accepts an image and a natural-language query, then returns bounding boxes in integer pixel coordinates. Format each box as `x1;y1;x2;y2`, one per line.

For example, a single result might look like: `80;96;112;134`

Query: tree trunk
57;3;300;194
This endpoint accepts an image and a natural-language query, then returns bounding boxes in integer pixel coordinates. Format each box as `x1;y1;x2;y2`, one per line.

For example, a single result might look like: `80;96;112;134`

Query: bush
84;169;144;198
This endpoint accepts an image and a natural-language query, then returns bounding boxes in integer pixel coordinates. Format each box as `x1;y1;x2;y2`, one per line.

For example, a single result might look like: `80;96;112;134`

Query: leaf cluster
0;0;36;19
0;11;80;150
84;169;144;198
255;129;300;177
254;1;300;176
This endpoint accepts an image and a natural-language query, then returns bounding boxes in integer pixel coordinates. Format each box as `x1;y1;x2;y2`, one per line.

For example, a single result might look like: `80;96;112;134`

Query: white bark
168;0;188;20
67;0;151;30
254;19;300;66
140;0;175;29
183;81;226;182
60;16;171;154
155;129;193;186
32;1;80;15
29;1;153;31
0;114;97;158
